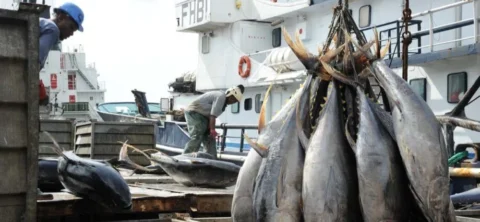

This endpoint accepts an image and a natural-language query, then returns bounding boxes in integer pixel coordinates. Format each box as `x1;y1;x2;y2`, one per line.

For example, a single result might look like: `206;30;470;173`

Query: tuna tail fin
358;67;374;78
42;131;67;158
380;39;391;60
320;60;363;89
374;27;380;59
118;140;155;172
345;114;357;151
258;82;275;133
244;133;268;158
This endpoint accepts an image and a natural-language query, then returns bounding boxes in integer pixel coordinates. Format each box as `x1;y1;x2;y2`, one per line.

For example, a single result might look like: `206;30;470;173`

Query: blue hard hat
54;2;84;32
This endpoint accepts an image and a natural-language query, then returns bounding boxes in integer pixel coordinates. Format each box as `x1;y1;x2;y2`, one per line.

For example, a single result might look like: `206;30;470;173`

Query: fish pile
232;5;456;222
41;131;133;211
119;142;241;188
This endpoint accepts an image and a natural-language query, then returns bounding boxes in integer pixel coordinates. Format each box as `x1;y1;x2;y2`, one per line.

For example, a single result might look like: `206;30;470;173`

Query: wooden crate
39;119;75;158
74;121;156;166
0;3;48;221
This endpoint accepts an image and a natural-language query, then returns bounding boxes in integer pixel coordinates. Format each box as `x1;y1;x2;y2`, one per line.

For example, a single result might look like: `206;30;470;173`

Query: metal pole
474;0;478;43
429;13;434;52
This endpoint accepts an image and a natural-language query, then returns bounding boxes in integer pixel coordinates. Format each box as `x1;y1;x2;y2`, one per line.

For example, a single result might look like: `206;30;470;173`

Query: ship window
255;94;263;113
409;78;427;101
202;34;210;54
272;27;281;48
447;72;468;103
244;98;252;111
90;96;93;101
231;101;240;114
67;71;76;90
359;5;371;28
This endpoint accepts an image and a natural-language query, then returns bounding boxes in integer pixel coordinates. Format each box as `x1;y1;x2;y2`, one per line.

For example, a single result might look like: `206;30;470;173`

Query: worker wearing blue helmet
38;2;84;105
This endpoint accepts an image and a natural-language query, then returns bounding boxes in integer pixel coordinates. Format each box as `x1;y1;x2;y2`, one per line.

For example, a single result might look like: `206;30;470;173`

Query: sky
53;0;198;103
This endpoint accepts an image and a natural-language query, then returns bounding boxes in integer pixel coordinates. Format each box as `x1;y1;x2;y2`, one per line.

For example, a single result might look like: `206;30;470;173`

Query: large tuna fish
252;87;304;222
43;131;132;211
120;144;240;188
302;80;361;221
369;60;456;221
38;158;64;192
232;83;297;222
347;86;411;221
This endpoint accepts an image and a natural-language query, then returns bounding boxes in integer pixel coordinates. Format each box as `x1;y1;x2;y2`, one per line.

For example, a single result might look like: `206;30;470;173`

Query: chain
401;0;412;81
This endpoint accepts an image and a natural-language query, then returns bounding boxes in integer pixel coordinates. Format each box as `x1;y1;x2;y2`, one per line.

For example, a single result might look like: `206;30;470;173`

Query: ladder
68;53;96;90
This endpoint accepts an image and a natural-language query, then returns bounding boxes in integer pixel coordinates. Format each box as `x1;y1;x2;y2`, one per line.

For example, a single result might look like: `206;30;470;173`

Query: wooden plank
124;176;174;184
37;186;188;217
130;184;233;214
37;180;235;217
132;184;234;195
190;217;232;222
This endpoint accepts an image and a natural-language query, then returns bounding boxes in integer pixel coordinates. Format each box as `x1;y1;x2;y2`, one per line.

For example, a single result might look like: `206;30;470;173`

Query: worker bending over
183;85;245;158
38;2;84;105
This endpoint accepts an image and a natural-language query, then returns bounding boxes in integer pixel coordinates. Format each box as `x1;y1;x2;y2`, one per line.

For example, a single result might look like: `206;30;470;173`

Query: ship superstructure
168;0;480;153
40;45;106;121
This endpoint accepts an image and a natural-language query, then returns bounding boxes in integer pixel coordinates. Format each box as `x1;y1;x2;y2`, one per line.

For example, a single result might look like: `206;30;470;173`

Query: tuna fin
352;40;375;59
42;131;68;159
319;43;345;63
380;39;391;59
244;133;268;158
282;26;317;70
320;60;361;88
345;114;357;151
374;27;380;59
118;141;155;172
259;82;274;133
358;67;373;78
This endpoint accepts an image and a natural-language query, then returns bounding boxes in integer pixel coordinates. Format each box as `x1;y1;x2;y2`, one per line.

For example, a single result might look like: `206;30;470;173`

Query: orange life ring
238;56;251;78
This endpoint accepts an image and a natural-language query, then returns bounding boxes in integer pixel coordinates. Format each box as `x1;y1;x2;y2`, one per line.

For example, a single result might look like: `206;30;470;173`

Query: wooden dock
37;171;234;222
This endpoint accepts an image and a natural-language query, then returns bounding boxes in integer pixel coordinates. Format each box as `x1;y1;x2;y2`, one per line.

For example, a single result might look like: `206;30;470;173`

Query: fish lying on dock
38;158;64;192
119;144;240;188
43;131;132;211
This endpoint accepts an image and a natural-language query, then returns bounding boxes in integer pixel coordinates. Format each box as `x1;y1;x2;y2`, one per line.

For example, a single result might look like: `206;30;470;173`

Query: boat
39;44;106;122
161;0;480;161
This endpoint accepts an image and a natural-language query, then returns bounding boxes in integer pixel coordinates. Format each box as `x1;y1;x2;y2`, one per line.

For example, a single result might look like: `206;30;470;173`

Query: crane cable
402;0;412;81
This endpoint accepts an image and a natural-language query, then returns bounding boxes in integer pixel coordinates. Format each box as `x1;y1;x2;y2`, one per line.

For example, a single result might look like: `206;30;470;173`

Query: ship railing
407;0;478;53
175;122;258;153
62;102;90;112
360;20;423;60
360;0;478;60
